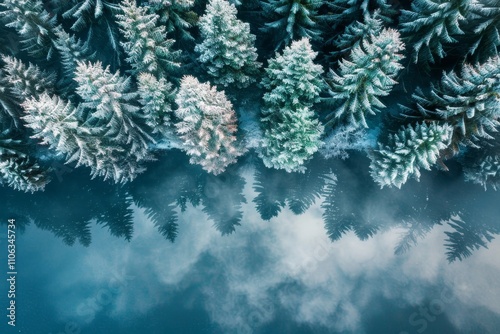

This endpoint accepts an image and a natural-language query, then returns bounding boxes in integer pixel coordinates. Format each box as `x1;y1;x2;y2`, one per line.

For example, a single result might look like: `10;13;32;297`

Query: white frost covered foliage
260;0;322;50
370;122;453;188
195;0;260;88
464;154;500;191
22;93;147;184
399;0;472;64
54;28;95;79
1;55;56;101
412;55;500;152
0;0;57;59
73;61;154;182
74;61;151;153
259;38;324;173
326;28;405;129
148;0;197;42
137;73;175;136
331;12;383;57
116;0;179;77
175;76;243;175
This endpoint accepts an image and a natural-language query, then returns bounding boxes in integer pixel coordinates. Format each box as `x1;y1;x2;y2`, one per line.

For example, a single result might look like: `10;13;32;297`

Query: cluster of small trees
0;0;500;192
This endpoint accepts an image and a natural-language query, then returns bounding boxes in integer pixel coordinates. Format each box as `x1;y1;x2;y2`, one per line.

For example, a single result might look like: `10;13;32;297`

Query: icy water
1;151;500;334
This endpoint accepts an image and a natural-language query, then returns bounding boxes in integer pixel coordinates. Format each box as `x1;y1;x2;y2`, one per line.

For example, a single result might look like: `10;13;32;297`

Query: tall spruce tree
117;0;180;78
0;0;58;59
259;38;324;173
195;0;261;88
22;93;146;184
174;76;243;175
137;73;175;136
54;28;95;82
74;61;153;178
62;0;122;67
369;122;453;188
466;0;500;62
325;28;404;130
149;0;198;43
400;0;472;64
410;56;500;153
330;12;383;58
261;0;322;50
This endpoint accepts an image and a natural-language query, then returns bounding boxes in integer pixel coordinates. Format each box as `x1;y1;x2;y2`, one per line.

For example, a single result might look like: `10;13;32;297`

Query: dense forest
0;0;499;192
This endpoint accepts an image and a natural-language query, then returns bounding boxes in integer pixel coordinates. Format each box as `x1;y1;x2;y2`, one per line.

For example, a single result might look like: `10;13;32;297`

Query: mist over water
1;151;499;334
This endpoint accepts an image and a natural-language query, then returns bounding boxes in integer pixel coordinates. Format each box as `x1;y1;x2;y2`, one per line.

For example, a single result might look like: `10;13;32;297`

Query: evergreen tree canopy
411;55;500;152
137;73;175;136
62;0;122;67
370;122;453;188
400;0;472;64
22;93;147;184
175;75;243;175
466;0;500;62
195;0;261;88
330;11;383;58
260;0;323;50
0;0;58;59
116;0;180;77
259;38;324;172
323;0;397;29
1;55;56;102
54;27;96;88
0;70;21;129
74;61;154;180
148;0;198;43
325;28;404;129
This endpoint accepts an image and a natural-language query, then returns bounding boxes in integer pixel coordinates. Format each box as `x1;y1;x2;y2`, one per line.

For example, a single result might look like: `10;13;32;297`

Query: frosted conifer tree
22;93;146;183
22;94;98;168
149;0;198;43
137;73;175;136
63;0;122;66
0;0;58;59
467;0;500;62
259;38;324;173
195;0;261;88
324;0;397;28
117;0;180;77
54;28;95;81
261;0;322;50
74;61;153;169
1;56;56;102
175;76;243;175
411;56;500;152
325;28;404;129
0;130;50;192
330;12;383;58
400;0;472;64
369;122;453;188
464;154;500;191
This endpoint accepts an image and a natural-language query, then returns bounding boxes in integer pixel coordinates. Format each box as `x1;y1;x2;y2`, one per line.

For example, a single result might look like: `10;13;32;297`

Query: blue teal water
1;151;499;334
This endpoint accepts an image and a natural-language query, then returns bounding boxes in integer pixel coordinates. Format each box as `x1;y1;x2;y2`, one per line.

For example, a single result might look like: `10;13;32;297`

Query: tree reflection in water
1;151;499;262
